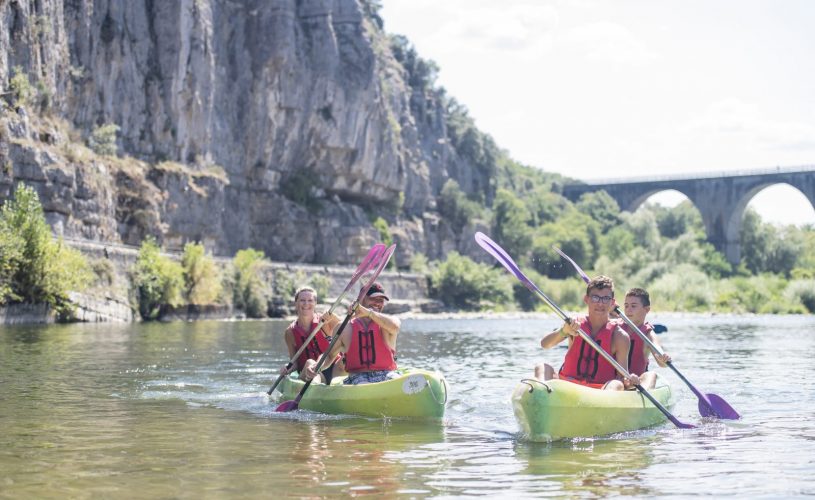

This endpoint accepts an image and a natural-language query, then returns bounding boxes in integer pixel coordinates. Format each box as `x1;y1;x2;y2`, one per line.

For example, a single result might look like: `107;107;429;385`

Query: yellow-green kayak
512;376;675;441
277;367;447;419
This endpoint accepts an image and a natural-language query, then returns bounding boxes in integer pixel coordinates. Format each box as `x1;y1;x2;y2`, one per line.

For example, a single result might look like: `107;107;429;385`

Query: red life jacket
621;322;652;375
290;315;332;371
344;318;397;372
558;317;618;385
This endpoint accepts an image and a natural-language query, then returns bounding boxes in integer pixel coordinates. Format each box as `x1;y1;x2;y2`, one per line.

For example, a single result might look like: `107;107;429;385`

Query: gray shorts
342;370;398;385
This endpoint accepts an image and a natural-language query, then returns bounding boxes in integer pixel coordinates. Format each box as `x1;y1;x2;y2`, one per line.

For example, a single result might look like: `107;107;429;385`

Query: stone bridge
561;165;815;264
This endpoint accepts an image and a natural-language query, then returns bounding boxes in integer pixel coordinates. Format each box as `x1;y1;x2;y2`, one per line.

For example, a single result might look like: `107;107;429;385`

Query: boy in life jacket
315;282;401;385
280;287;343;384
620;288;671;389
534;275;639;391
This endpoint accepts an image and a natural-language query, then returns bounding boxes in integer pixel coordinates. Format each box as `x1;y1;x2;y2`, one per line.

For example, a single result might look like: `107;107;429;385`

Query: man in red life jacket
534;275;639;391
280;287;343;383
620;288;671;389
314;282;401;385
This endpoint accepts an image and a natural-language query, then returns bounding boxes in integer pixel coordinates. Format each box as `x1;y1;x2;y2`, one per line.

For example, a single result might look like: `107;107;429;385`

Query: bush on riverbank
132;237;184;320
231;249;268;318
181;242;221;305
0;184;92;316
429;252;513;310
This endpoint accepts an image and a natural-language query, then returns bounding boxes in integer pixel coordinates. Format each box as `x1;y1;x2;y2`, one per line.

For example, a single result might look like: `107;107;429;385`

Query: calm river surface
1;314;814;498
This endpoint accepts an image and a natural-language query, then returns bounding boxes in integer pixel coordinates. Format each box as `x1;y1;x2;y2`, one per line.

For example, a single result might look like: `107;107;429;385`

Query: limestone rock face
0;0;493;265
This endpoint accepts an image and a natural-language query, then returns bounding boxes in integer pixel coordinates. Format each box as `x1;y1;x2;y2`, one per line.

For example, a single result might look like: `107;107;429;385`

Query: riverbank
0;237;433;326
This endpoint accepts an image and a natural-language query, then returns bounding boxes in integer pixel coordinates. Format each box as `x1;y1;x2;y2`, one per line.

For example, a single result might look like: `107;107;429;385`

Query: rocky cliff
0;0;492;267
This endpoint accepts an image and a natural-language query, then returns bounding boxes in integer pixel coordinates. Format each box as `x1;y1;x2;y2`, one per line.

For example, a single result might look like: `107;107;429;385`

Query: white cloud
389;1;559;61
687;98;815;151
567;21;660;65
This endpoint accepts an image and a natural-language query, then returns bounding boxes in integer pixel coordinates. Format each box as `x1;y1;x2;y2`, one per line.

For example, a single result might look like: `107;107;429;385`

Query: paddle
275;243;396;412
474;232;695;429
552;245;740;420
266;243;386;396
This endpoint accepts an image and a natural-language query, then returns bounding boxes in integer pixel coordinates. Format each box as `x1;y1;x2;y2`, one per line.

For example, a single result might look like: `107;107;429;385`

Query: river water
1;314;813;498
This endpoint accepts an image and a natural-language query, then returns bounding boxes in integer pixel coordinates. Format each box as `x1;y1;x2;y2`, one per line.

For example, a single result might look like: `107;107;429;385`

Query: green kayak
512;376;676;441
277;367;447;419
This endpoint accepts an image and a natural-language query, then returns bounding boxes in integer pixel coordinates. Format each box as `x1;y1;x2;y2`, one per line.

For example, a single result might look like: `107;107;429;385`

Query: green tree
491;188;532;256
0;184;91;315
437;179;483;232
624;209;661;251
599;226;636;261
740;209;802;276
654;200;703;239
576;190;621;233
530;211;599;279
181;242;221;305
0;215;23;303
133;238;184;320
430;252;512;310
233;249;267;318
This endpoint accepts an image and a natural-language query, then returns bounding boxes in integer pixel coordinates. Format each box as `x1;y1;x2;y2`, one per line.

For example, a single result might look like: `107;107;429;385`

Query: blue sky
381;0;815;225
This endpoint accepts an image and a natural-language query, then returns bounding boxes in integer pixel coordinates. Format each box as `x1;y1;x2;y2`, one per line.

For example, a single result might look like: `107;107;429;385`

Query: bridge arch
560;166;815;265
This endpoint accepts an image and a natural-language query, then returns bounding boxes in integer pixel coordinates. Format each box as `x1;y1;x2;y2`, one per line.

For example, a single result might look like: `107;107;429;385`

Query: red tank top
621;322;652;375
344;318;397;372
290;315;332;371
558;317;618;385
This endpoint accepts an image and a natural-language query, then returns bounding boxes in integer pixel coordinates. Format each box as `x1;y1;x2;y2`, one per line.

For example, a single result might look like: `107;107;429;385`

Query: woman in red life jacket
534;275;639;391
620;287;671;389
314;282;401;385
280;287;343;383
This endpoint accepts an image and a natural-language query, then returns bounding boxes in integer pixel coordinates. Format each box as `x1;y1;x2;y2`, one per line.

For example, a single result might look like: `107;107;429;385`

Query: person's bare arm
280;328;297;374
540;318;577;349
320;312;341;336
356;305;401;346
613;328;639;387
647;330;671;366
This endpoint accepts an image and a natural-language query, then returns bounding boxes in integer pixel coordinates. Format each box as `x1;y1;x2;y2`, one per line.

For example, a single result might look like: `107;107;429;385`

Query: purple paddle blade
700;393;741;419
275;399;298;412
474;232;526;282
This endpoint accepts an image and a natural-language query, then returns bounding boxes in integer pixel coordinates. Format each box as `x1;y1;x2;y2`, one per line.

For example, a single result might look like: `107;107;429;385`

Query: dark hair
586;275;614;297
625;287;650;306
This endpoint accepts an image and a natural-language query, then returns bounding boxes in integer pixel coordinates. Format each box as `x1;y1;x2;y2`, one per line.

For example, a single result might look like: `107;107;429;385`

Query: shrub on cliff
232;249;268;318
133;238;184;320
88;123;120;156
181;242;222;305
0;184;92;315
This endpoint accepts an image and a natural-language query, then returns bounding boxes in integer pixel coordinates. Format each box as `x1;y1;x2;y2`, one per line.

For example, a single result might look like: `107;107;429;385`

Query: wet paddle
266;243;385;396
275;243;396;412
475;232;695;429
552;245;740;420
